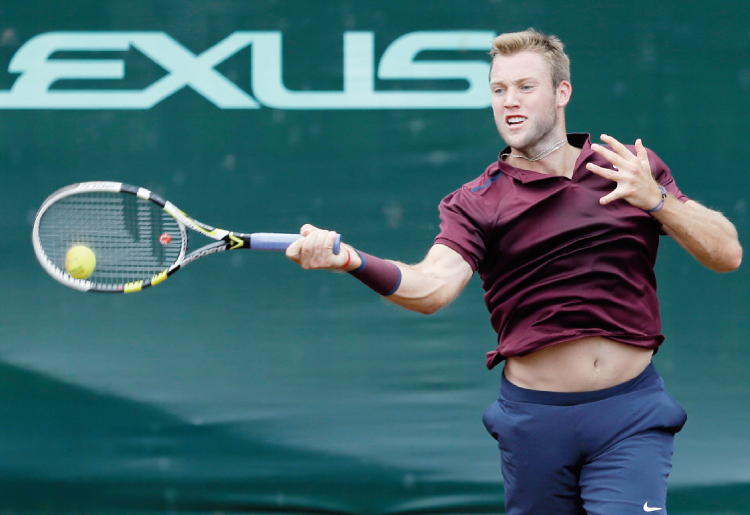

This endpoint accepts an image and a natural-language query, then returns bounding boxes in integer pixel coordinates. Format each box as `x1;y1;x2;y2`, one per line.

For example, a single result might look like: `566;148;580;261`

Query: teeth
508;117;526;125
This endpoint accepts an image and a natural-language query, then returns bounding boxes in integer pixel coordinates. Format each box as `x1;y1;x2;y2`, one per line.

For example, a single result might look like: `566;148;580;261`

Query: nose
504;88;520;108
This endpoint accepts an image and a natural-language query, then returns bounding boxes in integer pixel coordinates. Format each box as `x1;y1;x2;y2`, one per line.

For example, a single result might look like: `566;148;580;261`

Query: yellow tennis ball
65;245;97;279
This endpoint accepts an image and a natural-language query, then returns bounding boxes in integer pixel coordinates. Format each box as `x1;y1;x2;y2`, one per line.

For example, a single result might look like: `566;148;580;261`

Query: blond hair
490;28;570;87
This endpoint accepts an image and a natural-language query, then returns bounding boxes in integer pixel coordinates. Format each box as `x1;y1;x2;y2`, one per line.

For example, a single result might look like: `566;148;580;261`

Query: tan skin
287;50;742;393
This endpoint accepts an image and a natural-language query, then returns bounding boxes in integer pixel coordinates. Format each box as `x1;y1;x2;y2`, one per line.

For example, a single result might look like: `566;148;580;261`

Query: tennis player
286;29;742;515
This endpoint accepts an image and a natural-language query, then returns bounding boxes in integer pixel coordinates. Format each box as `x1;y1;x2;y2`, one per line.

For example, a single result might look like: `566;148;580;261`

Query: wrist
348;250;402;296
340;246;362;272
644;184;667;214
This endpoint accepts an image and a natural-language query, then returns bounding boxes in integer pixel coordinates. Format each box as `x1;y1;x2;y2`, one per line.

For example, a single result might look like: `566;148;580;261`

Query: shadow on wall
0;361;501;514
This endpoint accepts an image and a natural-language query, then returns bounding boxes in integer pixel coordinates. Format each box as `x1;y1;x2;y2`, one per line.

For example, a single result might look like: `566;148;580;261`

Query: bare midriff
503;336;654;392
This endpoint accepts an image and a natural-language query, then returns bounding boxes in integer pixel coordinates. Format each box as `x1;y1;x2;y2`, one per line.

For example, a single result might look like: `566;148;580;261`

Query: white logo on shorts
643;502;663;512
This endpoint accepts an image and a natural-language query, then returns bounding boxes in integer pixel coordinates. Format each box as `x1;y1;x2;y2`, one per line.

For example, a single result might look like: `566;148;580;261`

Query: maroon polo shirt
435;134;688;370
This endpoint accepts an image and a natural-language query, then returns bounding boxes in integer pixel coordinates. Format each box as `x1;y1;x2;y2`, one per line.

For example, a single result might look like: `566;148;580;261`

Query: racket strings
37;192;184;285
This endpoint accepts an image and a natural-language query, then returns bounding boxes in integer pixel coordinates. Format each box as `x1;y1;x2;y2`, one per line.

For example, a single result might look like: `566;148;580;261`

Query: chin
496;127;517;145
501;133;533;152
496;125;532;149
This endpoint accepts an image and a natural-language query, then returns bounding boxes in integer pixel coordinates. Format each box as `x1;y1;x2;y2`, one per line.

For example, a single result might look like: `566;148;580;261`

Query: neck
505;135;579;178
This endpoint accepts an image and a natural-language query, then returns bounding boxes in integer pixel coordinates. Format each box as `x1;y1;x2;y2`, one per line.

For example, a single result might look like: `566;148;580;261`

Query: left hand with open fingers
586;134;665;211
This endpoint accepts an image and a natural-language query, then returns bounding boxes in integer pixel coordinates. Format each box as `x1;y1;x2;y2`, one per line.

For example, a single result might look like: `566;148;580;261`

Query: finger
301;229;341;269
634;138;652;170
599;134;635;158
599;187;624;206
299;230;323;267
290;224;316;265
324;231;340;254
586;162;619;181
635;138;646;155
321;231;346;268
285;234;304;262
310;230;337;266
590;143;630;170
300;223;319;237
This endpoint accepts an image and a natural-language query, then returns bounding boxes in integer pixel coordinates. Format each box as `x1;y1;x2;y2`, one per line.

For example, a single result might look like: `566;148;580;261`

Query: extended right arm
286;224;474;315
382;243;474;314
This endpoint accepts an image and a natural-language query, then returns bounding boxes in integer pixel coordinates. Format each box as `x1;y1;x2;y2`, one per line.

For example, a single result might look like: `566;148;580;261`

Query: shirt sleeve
434;186;491;272
648;149;689;202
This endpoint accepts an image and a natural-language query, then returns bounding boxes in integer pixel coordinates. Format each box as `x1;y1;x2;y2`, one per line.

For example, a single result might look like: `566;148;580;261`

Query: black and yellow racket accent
32;181;340;293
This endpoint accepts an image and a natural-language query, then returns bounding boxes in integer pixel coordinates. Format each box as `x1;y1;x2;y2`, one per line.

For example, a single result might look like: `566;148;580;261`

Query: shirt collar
493;133;595;183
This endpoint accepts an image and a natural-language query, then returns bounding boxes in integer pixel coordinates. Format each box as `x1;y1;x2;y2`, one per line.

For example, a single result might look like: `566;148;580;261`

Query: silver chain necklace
501;138;568;162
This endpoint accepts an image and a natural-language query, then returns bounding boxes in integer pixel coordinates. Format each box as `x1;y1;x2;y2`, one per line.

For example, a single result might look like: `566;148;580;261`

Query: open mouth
506;116;527;127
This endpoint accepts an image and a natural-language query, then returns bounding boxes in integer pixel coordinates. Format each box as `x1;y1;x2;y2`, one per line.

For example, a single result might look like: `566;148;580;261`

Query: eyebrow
490;76;540;87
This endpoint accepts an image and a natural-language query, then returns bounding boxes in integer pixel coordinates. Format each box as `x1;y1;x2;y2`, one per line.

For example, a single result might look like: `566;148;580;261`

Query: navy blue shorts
482;363;687;515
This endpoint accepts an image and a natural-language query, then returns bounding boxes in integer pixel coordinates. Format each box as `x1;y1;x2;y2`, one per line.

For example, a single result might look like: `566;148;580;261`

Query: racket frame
32;181;323;293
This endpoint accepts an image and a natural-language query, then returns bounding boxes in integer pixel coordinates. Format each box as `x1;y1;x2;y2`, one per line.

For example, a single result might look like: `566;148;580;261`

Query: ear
556;80;572;108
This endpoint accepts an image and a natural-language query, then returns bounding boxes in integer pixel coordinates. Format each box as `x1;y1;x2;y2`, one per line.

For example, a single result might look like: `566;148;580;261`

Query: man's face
490;50;566;154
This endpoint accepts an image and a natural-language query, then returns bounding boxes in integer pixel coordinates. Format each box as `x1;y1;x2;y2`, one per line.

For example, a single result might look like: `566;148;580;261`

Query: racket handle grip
249;233;341;254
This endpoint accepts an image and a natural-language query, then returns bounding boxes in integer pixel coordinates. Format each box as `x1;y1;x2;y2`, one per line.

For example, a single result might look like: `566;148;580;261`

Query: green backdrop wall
0;1;748;513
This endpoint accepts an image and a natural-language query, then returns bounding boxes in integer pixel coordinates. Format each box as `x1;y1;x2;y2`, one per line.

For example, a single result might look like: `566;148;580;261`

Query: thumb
599;187;622;206
285;236;303;262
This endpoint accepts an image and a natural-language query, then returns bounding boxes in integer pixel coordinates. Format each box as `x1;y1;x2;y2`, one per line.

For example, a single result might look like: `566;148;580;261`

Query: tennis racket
32;181;340;293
